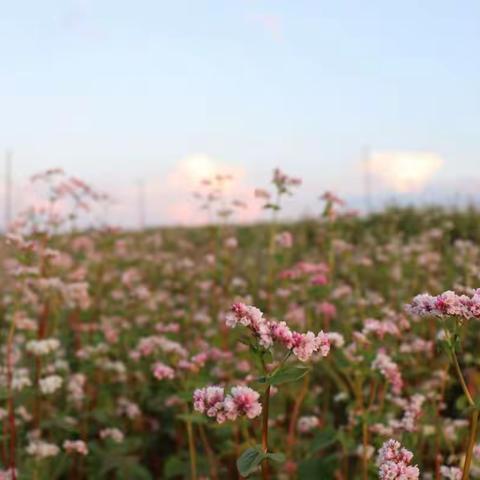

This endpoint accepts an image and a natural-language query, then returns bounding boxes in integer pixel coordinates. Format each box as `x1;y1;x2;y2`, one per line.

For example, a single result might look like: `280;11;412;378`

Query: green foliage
237;446;266;477
236;446;286;477
258;364;310;386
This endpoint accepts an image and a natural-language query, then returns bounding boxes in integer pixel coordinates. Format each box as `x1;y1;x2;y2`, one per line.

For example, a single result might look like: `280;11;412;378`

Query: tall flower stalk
194;303;330;477
407;290;480;479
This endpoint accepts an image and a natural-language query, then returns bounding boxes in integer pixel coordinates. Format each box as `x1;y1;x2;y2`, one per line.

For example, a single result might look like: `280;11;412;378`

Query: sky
1;0;479;227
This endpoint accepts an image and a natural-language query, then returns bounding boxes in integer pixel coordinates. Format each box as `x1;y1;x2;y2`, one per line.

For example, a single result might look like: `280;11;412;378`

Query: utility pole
137;179;146;230
363;146;372;214
4;150;12;231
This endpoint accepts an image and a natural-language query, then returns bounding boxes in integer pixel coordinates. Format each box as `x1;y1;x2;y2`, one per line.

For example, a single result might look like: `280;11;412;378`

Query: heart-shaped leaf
266;452;286;463
266;364;310;386
237;446;266;477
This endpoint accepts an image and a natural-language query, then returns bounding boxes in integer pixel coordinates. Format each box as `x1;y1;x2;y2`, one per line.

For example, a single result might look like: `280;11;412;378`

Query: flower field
3;168;480;479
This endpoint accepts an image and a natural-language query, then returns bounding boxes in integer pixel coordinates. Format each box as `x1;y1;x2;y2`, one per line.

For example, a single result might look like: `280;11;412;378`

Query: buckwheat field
2;167;480;480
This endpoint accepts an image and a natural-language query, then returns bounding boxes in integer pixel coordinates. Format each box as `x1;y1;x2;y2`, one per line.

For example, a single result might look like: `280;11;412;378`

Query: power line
4;150;12;231
363;145;372;214
137;179;146;230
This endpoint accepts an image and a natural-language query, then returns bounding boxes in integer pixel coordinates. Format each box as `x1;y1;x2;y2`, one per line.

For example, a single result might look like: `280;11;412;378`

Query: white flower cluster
67;373;86;405
0;368;32;391
99;428;124;443
39;375;63;394
297;415;320;433
26;440;60;459
26;338;60;356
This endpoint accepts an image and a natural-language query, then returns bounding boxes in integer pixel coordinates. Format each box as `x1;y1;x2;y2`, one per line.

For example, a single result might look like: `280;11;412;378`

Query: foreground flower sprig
226;303;330;361
221;302;331;478
407;290;479;480
377;439;420;480
406;290;480;320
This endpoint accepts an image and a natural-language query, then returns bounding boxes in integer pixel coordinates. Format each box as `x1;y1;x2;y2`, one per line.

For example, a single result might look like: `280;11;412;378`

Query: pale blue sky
1;1;479;225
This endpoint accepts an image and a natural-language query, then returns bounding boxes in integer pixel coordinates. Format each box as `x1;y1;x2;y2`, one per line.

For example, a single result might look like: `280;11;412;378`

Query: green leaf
298;454;338;480
311;427;337;451
164;456;188;479
237;446;266;477
266;452;286;463
177;390;194;402
266;364;310;386
177;413;208;424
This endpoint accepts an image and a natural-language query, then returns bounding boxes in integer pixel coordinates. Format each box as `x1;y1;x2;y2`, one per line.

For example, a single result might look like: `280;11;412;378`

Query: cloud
364;151;444;193
163;154;261;225
101;154;262;227
166;154;245;191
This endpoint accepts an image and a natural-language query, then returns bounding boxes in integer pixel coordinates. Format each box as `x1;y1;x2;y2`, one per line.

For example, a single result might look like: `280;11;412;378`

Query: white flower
39;375;63;394
99;428;124;443
26;440;60;458
26;338;60;356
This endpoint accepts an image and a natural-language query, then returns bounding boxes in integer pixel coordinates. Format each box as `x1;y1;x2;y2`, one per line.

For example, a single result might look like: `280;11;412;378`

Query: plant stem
450;348;478;480
463;409;479;480
286;375;309;459
261;385;271;480
361;418;369;480
451;349;474;407
186;420;197;480
198;424;218;480
6;318;17;480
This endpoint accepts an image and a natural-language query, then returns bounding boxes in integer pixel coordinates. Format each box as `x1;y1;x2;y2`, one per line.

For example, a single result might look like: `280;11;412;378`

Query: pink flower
193;385;262;423
227;303;331;361
440;466;462;480
297;415;320;433
400;394;425;432
228;303;264;328
227;303;273;348
270;321;294;349
275;231;293;248
254;188;271;200
377;439;419;480
193;386;226;422
326;332;345;348
317;301;337;319
311;274;328;286
279;261;329;281
292;331;330;362
63;440;88;456
224;237;238;249
406;290;480;320
321;191;345;206
316;331;331;357
152;362;175;380
363;319;400;339
372;350;403;395
224;386;262;420
273;168;302;190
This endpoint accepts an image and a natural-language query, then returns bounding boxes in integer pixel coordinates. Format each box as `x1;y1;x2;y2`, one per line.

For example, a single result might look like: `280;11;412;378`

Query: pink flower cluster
399;394;425;432
279;261;329;284
273;168;302;191
63;440;88;456
152;361;175;380
377;439;420;480
275;231;293;248
320;191;345;206
226;303;330;361
440;466;462;480
372;350;403;395
193;385;262;423
406;290;480;319
363;318;400;339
